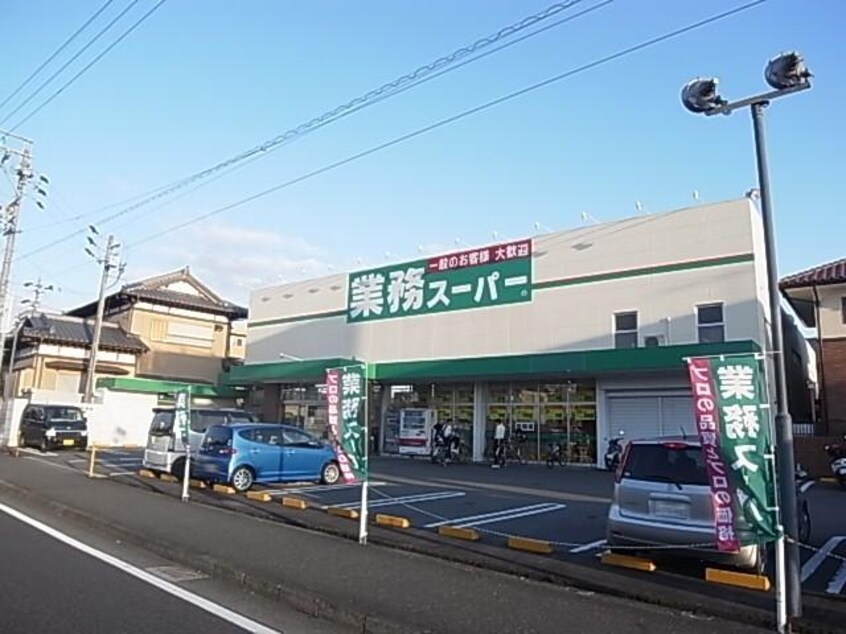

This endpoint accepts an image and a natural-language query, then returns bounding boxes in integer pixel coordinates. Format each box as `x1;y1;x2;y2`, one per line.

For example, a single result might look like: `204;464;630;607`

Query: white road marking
569;539;606;554
22;456;81;474
827;561;846;595
107;471;140;477
69;457;141;464
424;503;563;529
336;491;464;510
801;536;845;583
0;502;280;634
263;481;388;496
800;480;816;494
17;448;58;457
459;503;566;528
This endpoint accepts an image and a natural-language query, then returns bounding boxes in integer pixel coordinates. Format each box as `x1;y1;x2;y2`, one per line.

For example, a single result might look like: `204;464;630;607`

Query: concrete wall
3;389;158;448
247;199;768;364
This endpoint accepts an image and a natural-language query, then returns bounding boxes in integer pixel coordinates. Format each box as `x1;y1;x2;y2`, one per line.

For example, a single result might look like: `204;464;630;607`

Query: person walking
492;420;507;469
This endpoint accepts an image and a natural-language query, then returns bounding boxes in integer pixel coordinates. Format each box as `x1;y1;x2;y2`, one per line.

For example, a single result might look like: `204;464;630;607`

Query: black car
18;404;88;452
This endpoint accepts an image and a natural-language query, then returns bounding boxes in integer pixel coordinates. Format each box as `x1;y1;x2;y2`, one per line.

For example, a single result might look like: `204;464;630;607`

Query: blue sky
0;0;843;312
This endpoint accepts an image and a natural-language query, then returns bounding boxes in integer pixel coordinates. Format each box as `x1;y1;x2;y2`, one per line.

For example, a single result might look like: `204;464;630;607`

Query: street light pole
682;51;812;627
750;100;801;620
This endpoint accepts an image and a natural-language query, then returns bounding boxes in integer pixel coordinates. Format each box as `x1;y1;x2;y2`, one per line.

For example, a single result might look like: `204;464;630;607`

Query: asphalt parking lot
18;446;846;599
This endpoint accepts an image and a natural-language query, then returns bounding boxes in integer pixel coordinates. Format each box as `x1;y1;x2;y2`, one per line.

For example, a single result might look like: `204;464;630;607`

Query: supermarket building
230;198;815;467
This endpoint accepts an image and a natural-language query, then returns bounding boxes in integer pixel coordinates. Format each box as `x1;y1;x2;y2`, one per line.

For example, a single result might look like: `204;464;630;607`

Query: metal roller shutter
606;393;695;442
607;396;661;441
660;396;696;437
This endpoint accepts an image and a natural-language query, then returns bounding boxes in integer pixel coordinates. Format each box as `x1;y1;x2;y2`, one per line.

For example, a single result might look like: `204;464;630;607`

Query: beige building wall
247;199;768;364
817;282;846;338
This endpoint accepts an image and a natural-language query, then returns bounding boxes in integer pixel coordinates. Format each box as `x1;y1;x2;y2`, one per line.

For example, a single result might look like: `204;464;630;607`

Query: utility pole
83;229;123;403
0;132;36;374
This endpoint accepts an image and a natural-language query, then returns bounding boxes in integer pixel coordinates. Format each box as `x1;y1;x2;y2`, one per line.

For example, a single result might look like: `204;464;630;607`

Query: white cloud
125;221;334;305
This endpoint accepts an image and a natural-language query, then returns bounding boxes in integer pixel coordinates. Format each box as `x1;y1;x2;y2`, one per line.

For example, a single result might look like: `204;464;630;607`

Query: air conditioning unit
644;334;666;348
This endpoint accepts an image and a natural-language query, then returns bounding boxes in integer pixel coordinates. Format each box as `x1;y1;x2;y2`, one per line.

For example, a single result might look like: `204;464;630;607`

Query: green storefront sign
347;239;533;323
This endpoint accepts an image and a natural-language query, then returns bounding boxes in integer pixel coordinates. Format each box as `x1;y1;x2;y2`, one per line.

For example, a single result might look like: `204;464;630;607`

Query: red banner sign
325;369;357;484
427;239;531;273
687;357;740;553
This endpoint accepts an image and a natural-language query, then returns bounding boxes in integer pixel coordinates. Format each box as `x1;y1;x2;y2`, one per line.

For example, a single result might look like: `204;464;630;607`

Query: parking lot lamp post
681;52;812;627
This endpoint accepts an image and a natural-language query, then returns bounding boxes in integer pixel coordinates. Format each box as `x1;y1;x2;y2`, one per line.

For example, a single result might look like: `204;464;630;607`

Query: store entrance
280;384;327;439
485;380;597;463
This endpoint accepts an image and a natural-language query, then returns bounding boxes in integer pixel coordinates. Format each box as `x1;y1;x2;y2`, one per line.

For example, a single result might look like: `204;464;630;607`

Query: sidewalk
0;456;834;633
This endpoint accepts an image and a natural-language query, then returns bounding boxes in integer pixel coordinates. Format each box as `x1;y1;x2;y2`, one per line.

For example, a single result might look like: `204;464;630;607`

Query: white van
142;407;257;477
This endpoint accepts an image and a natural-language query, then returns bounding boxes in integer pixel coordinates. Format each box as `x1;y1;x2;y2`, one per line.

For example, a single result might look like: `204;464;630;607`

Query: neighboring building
781;257;846;435
4;267;248;401
67;267;248;385
6;313;147;396
230;198;815;466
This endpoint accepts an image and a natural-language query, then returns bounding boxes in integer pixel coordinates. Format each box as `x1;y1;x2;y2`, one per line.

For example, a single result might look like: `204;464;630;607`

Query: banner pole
181;386;192;503
775;531;787;633
358;361;369;545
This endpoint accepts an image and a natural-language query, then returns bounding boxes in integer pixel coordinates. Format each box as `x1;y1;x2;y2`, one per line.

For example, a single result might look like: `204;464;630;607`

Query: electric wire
0;0;118;113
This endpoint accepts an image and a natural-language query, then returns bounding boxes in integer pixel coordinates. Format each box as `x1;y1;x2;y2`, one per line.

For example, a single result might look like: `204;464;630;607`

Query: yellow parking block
213;484;236;495
375;514;411;529
507;536;553;554
138;469;157;479
281;497;308;510
327;506;359;520
820;477;837;483
246;491;272;502
189;479;207;489
438;526;480;542
600;551;657;572
159;474;179;483
705;568;771;592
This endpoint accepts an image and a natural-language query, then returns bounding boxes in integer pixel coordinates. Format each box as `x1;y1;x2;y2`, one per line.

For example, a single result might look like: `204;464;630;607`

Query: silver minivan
606;436;811;572
142;407;257;477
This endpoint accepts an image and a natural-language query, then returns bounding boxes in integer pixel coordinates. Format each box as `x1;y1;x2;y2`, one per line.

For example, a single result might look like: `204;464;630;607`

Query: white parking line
800;480;816;494
460;503;566;528
801;536;845;583
69;457;141;464
827;561;846;595
17;448;58;457
423;503;565;529
337;491;464;510
0;502;279;633
263;481;388;496
569;539;606;554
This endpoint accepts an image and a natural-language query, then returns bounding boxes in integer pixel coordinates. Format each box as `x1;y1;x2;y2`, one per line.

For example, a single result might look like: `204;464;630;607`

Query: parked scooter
825;435;846;489
604;430;625;471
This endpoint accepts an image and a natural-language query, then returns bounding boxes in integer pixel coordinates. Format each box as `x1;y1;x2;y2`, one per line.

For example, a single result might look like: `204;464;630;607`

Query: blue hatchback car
195;423;341;492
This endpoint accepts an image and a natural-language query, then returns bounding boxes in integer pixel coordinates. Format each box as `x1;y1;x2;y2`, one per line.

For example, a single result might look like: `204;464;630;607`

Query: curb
438;526;479;542
327;506;359;520
281;497;308;510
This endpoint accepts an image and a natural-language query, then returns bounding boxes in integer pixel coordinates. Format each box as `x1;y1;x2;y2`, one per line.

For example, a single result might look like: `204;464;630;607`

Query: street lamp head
765;51;812;90
681;77;727;114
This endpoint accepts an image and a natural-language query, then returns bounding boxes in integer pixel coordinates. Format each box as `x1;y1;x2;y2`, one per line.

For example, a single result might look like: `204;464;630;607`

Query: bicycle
545;442;565;468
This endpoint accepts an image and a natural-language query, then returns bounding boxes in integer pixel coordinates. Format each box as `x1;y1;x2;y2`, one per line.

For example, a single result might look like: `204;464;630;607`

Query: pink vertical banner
687;357;740;553
325;369;357;484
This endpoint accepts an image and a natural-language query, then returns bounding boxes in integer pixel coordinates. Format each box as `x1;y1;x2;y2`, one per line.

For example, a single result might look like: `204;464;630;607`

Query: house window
841;297;846;324
697;303;725;343
614;311;638;349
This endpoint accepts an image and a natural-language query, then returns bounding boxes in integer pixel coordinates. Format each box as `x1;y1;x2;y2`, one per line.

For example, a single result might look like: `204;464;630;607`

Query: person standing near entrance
492;420;507;468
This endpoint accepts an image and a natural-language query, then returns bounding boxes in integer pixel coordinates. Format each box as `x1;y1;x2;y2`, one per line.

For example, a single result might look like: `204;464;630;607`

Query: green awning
224;357;361;385
371;341;760;382
97;376;240;398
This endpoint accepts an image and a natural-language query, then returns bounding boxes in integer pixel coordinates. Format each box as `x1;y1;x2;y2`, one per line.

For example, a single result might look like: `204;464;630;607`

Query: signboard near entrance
347;239;533;323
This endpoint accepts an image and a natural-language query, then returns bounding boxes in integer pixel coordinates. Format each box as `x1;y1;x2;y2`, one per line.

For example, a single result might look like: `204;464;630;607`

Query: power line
8;0;169;131
16;0;597;262
0;0;118;112
124;0;767;252
0;0;143;127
